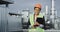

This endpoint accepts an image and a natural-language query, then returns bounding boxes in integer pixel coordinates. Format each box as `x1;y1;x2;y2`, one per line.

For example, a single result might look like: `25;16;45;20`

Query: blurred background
0;0;60;32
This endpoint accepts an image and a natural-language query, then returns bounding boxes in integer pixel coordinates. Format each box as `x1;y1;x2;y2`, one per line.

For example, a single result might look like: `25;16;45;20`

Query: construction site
0;0;60;32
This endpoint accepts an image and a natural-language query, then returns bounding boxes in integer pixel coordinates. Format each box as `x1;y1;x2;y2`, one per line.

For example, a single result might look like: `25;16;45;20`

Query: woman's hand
33;22;40;28
34;22;40;26
31;22;40;28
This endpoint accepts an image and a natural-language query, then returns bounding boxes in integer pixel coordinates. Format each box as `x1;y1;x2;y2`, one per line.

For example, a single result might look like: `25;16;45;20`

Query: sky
8;0;60;16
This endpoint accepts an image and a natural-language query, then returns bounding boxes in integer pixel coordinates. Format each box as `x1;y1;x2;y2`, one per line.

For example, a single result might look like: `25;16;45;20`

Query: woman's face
34;8;41;15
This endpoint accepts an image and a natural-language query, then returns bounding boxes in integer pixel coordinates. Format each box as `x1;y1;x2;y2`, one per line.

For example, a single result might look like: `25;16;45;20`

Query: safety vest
28;14;44;32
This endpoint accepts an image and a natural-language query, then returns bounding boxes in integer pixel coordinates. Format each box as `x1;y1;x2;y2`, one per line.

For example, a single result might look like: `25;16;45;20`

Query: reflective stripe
30;14;34;26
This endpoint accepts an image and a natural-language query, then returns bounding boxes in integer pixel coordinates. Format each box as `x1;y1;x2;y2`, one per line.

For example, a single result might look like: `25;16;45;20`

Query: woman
28;3;45;32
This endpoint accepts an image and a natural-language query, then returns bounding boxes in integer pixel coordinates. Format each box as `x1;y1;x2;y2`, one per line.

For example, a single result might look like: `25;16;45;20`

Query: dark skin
32;7;41;28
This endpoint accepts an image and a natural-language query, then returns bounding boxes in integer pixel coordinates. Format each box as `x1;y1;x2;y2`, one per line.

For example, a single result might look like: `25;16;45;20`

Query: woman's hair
34;7;41;10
